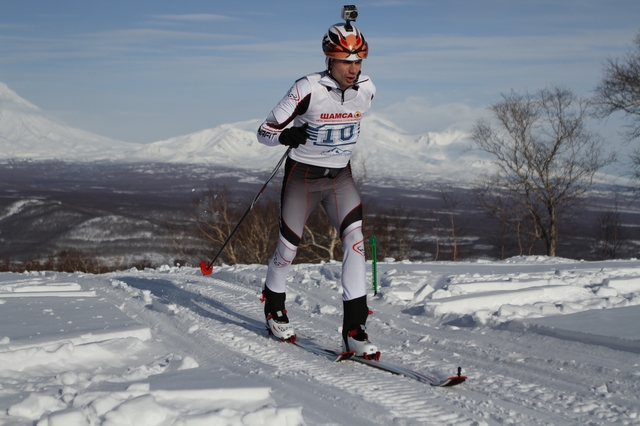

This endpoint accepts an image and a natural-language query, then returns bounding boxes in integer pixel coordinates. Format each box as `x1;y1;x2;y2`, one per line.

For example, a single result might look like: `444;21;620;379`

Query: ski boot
262;286;296;343
342;295;380;360
342;324;380;360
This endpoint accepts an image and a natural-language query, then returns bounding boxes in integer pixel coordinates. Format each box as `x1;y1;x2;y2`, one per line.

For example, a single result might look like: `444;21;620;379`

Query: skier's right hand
279;123;309;148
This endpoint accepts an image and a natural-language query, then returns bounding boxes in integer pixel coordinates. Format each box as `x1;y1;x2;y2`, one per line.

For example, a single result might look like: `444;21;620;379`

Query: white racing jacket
257;71;375;169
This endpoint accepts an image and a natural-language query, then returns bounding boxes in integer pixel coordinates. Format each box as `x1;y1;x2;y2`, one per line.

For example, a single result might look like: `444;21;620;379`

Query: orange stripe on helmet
322;24;368;60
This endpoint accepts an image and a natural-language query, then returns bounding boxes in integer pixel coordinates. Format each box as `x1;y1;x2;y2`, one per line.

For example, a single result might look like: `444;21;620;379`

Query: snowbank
377;258;640;326
0;272;305;426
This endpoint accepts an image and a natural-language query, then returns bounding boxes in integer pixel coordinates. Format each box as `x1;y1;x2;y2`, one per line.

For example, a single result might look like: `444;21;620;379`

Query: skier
256;17;379;359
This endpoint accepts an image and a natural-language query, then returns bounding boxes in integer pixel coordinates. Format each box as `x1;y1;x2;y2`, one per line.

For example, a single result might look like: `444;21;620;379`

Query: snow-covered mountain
0;82;485;181
0;83;138;161
130;115;485;180
356;114;482;179
130;119;276;167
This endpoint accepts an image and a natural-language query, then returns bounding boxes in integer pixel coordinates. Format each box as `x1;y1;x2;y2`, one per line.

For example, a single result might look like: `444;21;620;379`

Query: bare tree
234;196;281;264
593;30;640;144
471;86;616;256
365;204;421;261
426;210;441;261
592;199;628;260
476;182;545;258
163;216;200;262
193;186;241;264
192;185;279;265
298;206;343;262
593;30;640;187
438;186;468;261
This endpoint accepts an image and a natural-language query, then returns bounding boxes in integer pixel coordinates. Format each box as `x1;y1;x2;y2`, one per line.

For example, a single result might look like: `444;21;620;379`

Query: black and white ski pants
264;157;366;302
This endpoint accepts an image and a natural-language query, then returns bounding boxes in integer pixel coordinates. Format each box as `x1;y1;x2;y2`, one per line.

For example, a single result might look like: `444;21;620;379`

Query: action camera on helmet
341;5;358;22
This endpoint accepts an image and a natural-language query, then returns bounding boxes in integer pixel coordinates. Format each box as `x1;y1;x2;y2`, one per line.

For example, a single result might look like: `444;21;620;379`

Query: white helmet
322;23;368;61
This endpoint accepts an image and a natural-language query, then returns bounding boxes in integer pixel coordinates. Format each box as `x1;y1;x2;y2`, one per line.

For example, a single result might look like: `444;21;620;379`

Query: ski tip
283;334;297;344
435;375;467;387
362;351;381;361
335;350;357;361
199;261;213;276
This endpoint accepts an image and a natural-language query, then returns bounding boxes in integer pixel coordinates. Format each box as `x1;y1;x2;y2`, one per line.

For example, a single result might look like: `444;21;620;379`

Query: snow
1;257;640;425
0;200;46;222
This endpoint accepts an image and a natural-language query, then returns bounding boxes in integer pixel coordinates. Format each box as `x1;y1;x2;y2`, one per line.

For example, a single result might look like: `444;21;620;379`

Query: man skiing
256;11;379;360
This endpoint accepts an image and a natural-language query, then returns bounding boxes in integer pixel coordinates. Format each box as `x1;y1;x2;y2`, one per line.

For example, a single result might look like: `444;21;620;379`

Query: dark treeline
168;184;640;269
0;249;154;274
1;179;638;274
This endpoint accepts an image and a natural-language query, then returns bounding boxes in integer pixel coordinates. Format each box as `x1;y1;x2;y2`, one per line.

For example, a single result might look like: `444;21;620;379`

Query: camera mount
342;5;358;32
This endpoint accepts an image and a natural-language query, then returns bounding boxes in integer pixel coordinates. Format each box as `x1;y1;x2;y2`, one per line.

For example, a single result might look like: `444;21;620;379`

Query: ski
192;299;466;388
350;356;467;387
293;339;466;387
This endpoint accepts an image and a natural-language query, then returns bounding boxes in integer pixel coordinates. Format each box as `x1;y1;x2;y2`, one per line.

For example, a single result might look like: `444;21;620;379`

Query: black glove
279;123;309;148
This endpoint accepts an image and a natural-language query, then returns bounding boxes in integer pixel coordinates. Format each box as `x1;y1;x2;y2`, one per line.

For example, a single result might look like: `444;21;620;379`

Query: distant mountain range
0;82;487;181
0;82;138;162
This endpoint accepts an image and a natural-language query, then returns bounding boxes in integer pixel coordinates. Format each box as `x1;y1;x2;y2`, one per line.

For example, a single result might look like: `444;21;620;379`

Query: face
329;59;363;90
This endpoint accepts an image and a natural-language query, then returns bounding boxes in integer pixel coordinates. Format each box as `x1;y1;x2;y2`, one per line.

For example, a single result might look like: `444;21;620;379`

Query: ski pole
369;236;378;295
200;147;291;275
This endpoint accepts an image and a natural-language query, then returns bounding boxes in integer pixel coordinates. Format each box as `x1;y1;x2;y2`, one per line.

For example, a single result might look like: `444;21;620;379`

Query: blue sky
1;0;639;145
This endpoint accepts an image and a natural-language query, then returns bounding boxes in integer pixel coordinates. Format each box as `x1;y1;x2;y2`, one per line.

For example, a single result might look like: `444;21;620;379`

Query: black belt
288;158;345;179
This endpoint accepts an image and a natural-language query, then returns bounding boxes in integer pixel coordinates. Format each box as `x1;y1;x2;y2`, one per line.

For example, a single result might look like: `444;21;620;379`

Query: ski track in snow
106;274;478;425
104;262;640;425
1;258;640;425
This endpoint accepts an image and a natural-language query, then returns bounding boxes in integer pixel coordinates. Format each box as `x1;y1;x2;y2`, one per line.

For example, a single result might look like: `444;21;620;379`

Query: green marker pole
369;236;378;295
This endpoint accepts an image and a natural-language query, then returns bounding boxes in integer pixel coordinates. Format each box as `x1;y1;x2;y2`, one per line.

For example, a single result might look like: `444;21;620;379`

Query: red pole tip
199;261;213;276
